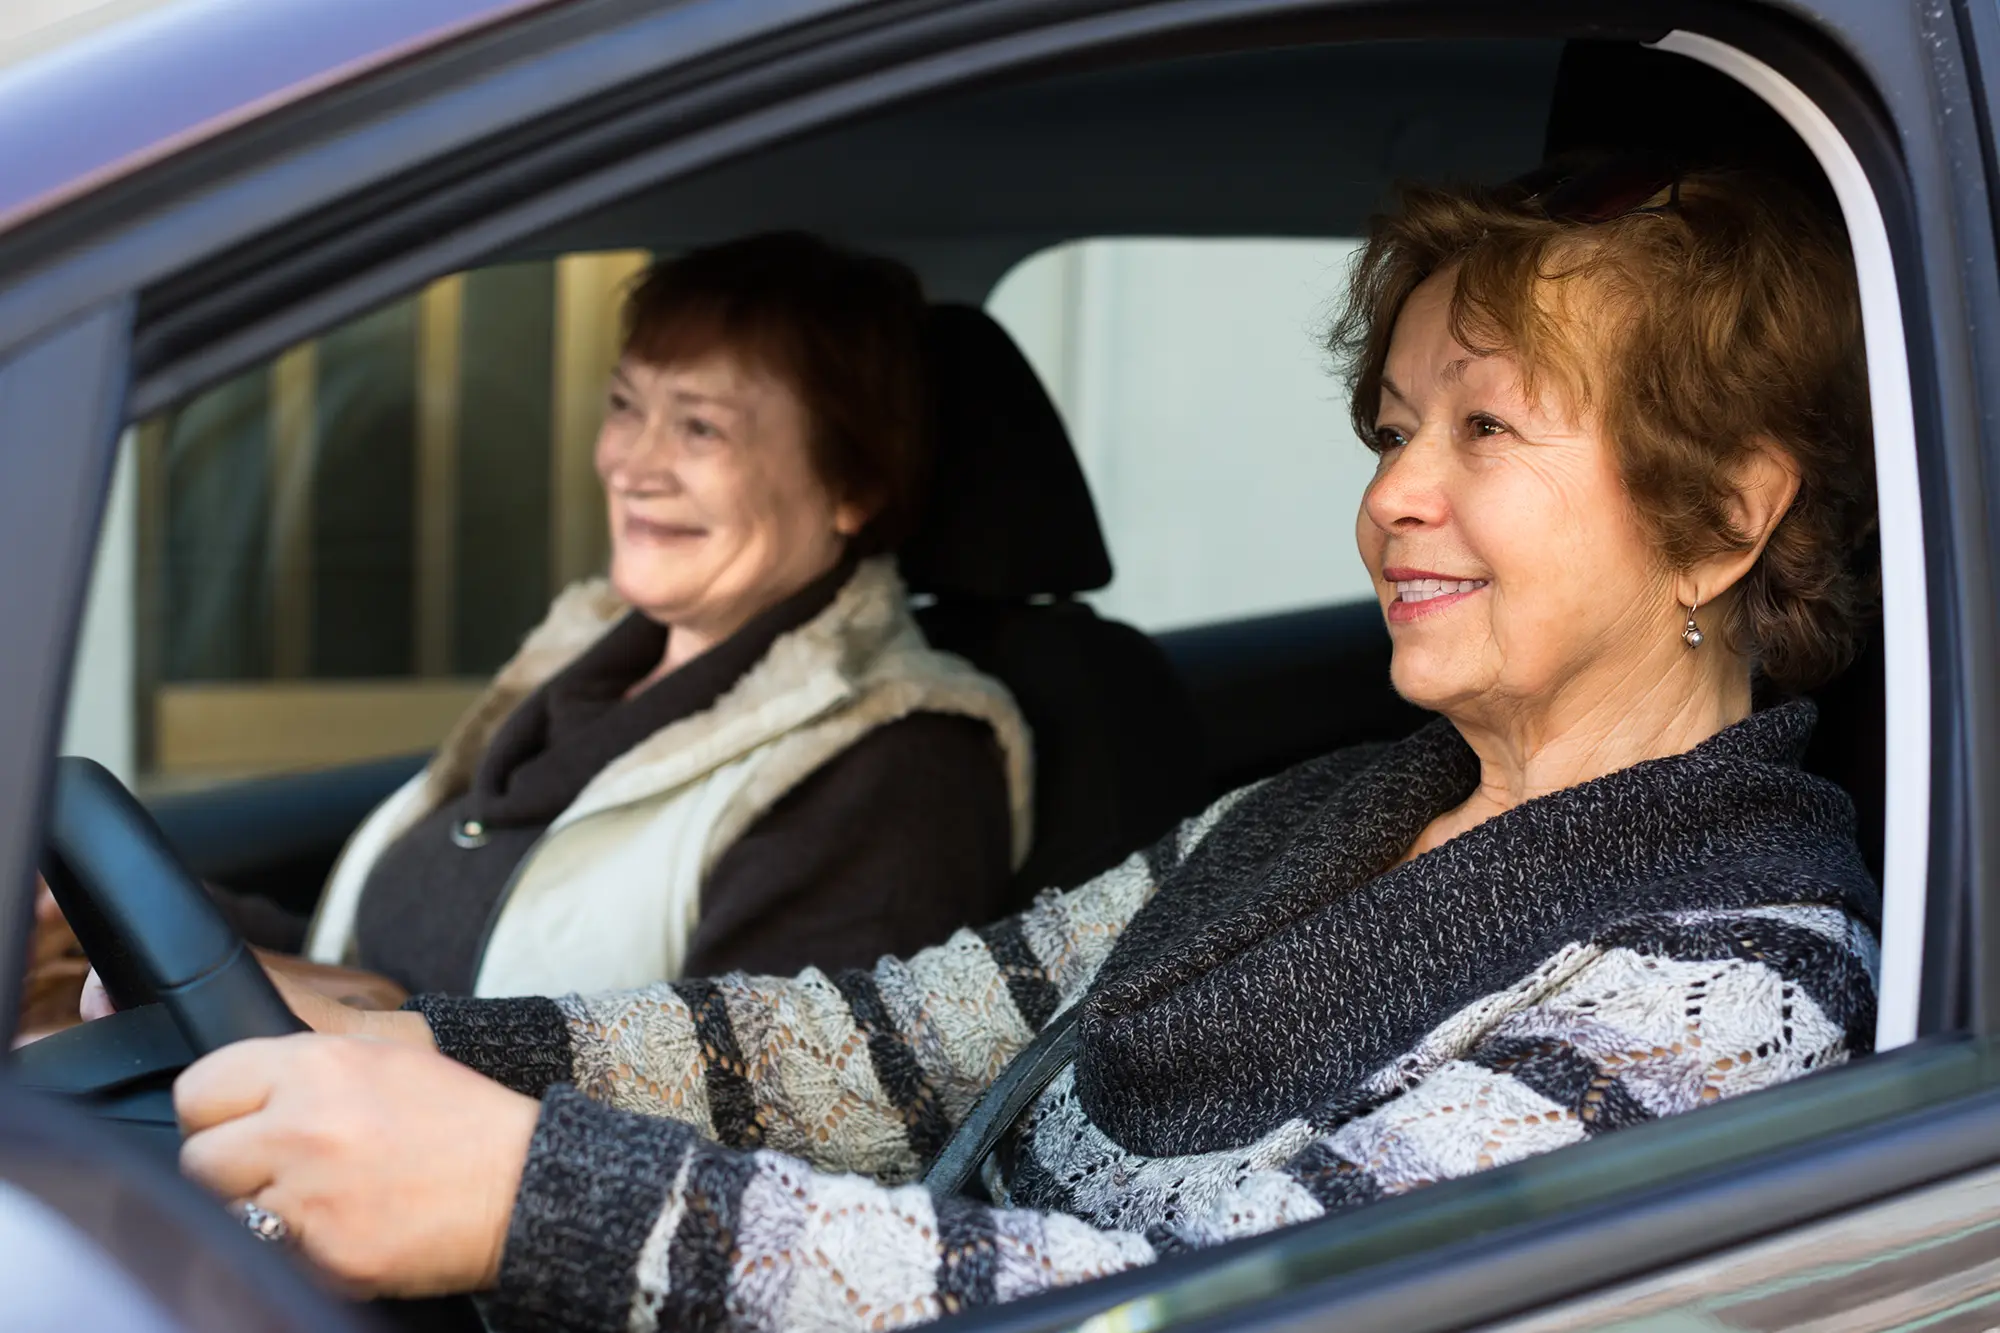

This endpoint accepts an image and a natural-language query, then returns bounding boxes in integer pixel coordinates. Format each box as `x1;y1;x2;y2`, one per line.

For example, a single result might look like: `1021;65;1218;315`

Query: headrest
900;303;1114;599
1543;42;1836;215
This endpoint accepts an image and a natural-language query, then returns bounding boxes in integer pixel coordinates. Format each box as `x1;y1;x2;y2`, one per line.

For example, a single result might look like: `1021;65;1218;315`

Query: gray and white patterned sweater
414;702;1880;1333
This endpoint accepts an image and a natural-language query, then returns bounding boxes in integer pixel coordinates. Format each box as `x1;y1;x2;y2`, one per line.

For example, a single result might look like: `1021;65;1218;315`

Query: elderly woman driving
174;163;1879;1330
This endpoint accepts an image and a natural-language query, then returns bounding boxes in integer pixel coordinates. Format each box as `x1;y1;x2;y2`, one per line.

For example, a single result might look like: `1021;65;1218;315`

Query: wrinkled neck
1413;646;1753;859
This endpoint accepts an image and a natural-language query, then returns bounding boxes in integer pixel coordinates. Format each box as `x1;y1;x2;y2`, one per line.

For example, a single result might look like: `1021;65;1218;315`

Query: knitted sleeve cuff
404;994;576;1098
483;1085;700;1333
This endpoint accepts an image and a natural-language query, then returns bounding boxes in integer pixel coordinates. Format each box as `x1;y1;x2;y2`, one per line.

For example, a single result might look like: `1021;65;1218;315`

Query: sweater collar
1075;700;1877;1158
467;557;855;827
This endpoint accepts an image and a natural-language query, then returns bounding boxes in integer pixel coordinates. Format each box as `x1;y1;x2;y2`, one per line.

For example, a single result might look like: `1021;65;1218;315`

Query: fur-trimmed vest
305;557;1032;996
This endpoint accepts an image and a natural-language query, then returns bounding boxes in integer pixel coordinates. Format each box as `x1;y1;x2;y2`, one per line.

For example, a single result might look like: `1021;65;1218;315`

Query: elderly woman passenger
174;163;1879;1330
310;232;1031;999
39;233;1031;1023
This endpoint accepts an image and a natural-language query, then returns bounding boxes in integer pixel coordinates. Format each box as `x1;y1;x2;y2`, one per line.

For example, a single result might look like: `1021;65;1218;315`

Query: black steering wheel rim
13;758;304;1122
38;757;304;1053
16;762;493;1331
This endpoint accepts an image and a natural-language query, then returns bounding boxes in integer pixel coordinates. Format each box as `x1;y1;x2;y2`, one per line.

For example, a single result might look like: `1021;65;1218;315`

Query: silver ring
238;1200;290;1244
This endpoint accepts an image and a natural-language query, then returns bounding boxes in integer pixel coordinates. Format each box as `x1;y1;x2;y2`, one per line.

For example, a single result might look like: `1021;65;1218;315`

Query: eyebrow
1380;358;1478;403
669;389;747;415
609;370;743;412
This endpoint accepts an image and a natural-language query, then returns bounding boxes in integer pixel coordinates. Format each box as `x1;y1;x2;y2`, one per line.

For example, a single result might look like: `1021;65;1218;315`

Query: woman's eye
606;391;633;414
1372;425;1408;452
1467;414;1507;439
684;416;723;442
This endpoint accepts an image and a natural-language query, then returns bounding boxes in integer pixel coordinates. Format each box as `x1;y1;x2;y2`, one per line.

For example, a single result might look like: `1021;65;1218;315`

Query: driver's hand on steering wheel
79;950;415;1033
81;956;430;1048
14;877;89;1046
176;1027;538;1297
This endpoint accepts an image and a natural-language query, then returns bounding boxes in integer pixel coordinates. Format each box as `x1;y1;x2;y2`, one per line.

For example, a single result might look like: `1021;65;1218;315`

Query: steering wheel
14;760;493;1332
14;757;304;1148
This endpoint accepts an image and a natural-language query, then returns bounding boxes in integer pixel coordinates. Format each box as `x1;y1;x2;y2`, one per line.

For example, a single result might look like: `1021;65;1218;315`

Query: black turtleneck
347;563;1012;994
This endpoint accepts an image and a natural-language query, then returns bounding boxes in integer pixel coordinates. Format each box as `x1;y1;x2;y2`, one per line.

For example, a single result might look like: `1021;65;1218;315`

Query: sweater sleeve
479;903;1877;1333
410;781;1262;1159
410;838;1156;1159
680;712;1015;978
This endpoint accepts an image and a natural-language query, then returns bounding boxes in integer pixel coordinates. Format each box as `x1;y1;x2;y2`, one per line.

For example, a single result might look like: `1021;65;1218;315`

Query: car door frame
0;303;131;1039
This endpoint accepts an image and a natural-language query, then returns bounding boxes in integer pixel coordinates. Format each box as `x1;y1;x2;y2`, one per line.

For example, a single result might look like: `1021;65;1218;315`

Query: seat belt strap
923;1004;1081;1202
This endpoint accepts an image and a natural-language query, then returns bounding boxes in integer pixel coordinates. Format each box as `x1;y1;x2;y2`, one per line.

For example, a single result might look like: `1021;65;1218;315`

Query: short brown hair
622;232;927;555
1330;167;1877;691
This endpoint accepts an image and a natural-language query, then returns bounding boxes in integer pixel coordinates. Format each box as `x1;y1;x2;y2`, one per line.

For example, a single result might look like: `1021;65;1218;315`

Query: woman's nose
1362;436;1450;533
599;419;675;490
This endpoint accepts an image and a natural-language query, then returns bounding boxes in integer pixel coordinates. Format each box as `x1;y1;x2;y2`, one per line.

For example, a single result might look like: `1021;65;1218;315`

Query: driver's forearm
405;995;576;1098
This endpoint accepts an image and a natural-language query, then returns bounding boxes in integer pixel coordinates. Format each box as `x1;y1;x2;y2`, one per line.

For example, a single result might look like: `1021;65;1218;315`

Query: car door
2;1;1997;1330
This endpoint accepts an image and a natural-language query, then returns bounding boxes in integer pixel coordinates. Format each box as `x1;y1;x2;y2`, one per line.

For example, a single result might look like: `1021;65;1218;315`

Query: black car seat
900;304;1213;903
1543;42;1885;882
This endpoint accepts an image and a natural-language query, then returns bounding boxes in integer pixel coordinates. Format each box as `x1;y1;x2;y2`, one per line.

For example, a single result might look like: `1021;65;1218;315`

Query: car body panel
0;0;567;235
1476;1163;2000;1333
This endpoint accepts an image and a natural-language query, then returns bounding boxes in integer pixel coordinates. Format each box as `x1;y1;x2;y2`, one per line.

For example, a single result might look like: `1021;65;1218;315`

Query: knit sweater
413;701;1880;1333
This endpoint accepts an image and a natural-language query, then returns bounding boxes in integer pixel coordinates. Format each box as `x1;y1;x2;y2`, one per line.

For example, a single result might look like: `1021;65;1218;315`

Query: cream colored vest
304;558;1031;997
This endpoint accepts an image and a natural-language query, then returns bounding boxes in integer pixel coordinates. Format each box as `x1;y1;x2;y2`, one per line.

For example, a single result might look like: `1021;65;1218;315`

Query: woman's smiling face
595;349;865;639
1356;269;1676;724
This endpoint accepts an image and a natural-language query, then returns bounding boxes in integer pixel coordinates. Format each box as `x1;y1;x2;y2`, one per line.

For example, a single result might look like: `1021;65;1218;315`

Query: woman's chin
1387;657;1477;716
609;565;702;621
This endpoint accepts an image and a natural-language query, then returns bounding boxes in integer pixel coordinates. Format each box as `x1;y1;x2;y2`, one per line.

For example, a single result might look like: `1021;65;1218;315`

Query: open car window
986;236;1374;631
68;229;1391;789
62;253;647;790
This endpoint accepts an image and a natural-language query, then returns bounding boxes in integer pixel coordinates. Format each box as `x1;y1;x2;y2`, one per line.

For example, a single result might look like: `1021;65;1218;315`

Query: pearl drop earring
1681;601;1704;649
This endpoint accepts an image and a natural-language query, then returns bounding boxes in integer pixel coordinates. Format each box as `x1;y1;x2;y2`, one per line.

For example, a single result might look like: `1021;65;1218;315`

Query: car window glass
61;252;647;790
985;236;1377;632
65;236;1384;789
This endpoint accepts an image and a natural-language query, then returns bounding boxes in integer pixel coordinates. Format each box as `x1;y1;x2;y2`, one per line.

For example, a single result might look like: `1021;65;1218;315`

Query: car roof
0;0;564;236
516;40;1560;300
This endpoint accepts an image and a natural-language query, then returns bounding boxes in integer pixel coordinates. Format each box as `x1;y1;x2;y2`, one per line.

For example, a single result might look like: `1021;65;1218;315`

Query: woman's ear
1682;438;1802;606
832;498;873;539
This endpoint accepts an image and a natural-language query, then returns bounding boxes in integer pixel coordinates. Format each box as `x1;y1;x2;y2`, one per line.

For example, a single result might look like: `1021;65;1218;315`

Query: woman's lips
622;514;706;544
1382;568;1489;624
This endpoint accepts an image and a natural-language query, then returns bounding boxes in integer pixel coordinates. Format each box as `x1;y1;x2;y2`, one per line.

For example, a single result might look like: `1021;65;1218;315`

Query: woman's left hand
175;1033;541;1297
14;879;89;1046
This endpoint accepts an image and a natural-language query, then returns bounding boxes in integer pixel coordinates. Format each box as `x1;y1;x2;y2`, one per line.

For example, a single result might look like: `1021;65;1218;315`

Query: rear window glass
985;236;1377;632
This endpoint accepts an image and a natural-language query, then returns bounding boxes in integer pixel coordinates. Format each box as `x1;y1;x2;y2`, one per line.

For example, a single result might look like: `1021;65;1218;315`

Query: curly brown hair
1329;168;1877;691
622;232;928;556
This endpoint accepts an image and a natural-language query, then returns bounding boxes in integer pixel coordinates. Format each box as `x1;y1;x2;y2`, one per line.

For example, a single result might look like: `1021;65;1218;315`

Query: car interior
9;21;1905;1333
118;35;1885;924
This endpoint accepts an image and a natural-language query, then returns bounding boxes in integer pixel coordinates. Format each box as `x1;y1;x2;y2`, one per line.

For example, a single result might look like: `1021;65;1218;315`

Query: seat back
902;305;1212;899
1544;42;1884;882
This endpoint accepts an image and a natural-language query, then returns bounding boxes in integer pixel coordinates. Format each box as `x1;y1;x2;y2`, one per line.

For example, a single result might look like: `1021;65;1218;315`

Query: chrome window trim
1654;30;1930;1052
